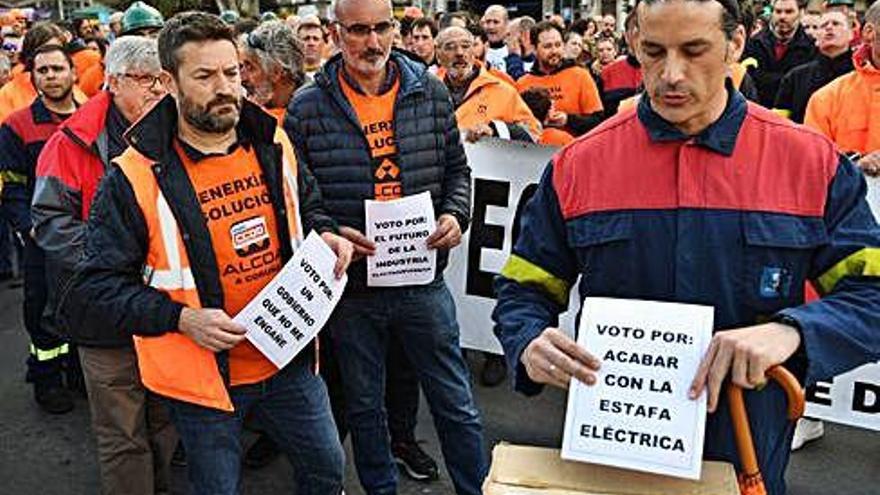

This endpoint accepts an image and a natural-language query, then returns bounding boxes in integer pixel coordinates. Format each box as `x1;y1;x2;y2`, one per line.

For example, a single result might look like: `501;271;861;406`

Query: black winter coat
773;50;854;124
744;26;817;108
285;51;472;291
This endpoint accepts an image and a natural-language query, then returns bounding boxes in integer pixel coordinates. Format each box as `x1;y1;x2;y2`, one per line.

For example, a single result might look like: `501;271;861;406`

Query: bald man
481;5;509;72
436;26;540;142
286;1;487;493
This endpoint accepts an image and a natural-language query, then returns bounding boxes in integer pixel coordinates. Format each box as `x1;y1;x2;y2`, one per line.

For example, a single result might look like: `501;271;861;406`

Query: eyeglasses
121;72;163;90
336;19;396;38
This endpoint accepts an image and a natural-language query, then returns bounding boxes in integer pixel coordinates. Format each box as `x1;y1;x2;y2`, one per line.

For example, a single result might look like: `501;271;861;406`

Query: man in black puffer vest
285;1;486;494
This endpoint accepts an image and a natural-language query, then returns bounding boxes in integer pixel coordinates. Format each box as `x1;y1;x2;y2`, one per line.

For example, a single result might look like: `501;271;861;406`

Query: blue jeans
330;279;487;495
165;356;344;495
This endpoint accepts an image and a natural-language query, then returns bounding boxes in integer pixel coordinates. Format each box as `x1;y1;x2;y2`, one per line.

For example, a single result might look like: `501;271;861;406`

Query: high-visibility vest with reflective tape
116;127;303;412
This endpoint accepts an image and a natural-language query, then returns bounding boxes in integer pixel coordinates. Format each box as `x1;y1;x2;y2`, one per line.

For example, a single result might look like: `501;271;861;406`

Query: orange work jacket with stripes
115;125;303;412
804;45;880;155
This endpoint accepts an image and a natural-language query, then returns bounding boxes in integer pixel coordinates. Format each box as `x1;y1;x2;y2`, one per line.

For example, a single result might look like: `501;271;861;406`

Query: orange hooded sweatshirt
804;45;880;155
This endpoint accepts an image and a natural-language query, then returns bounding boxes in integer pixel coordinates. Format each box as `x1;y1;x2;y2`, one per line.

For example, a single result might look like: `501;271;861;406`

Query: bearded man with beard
436;26;539;143
285;1;485;493
516;21;605;136
59;12;354;495
743;0;816;107
239;20;306;125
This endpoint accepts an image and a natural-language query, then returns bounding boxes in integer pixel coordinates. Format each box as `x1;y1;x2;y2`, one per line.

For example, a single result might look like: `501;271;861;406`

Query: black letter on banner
466;179;510;298
806;381;833;407
852;382;880;414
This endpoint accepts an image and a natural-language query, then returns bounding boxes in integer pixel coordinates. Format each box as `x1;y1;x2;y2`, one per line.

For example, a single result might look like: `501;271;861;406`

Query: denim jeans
165;356;344;495
320;330;421;444
330;279;487;495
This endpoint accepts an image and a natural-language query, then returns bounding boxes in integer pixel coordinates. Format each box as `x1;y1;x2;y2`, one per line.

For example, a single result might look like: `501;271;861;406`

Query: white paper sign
365;191;437;287
235;231;347;369
562;298;713;480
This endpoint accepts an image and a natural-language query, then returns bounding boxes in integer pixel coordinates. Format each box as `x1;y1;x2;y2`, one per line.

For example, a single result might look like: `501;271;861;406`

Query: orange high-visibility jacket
114;126;303;412
804;46;880;155
450;67;541;141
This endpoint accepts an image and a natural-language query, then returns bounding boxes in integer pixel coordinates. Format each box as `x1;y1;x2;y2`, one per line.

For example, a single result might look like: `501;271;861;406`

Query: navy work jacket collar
31;96;76;125
637;82;746;157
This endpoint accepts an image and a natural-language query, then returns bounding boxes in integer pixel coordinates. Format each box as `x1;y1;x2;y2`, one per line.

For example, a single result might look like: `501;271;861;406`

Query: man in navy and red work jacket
492;0;880;494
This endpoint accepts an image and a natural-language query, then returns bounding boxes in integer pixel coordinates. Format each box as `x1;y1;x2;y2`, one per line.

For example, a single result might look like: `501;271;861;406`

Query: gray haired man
32;36;175;495
239;20;306;123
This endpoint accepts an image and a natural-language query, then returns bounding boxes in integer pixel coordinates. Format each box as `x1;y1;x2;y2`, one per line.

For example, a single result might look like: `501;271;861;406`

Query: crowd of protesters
0;0;878;494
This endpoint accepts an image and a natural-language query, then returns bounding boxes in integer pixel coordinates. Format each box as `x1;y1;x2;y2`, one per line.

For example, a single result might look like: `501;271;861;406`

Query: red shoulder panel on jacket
552;103;839;220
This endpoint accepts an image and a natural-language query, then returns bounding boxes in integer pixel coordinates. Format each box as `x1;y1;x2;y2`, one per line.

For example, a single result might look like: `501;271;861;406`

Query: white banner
805;364;880;431
802;177;880;431
451;139;880;432
446;139;579;354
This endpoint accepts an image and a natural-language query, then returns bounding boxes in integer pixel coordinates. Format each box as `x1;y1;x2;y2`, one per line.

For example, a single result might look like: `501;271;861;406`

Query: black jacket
743;25;817;108
773;50;854;123
58;96;335;348
285;51;471;291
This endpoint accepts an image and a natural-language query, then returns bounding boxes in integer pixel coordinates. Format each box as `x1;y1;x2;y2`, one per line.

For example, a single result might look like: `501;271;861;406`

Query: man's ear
727;24;747;63
160;70;177;97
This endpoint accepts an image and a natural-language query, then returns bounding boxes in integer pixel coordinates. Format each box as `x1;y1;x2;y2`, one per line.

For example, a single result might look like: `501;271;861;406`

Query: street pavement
0;282;877;494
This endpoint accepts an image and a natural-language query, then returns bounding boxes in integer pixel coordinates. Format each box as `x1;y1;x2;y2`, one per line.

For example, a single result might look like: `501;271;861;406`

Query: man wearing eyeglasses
0;44;80;416
436;26;540;143
285;1;487;494
31;36;174;495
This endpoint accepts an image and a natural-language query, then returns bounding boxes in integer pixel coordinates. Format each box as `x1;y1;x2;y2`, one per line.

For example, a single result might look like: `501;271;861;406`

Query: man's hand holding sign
179;231;352;357
524;319;801;412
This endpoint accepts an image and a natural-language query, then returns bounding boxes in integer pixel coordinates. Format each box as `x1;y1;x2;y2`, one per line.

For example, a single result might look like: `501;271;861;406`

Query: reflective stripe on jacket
57;96;338;411
116;126;302;412
493;90;880;494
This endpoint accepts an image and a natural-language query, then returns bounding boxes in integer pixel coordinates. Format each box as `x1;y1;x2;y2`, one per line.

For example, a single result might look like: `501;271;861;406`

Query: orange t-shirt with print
340;73;402;201
516;65;604;117
179;142;282;386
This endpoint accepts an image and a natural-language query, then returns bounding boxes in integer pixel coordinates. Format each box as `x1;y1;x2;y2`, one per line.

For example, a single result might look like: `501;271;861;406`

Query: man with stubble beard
60;12;353;494
743;0;816;107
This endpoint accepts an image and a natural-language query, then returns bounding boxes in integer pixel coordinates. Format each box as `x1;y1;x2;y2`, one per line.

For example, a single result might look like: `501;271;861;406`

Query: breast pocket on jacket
741;213;828;316
566;213;634;296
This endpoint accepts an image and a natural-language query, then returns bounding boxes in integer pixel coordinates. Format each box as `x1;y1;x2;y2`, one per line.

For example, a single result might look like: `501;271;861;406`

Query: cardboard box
483;444;739;495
